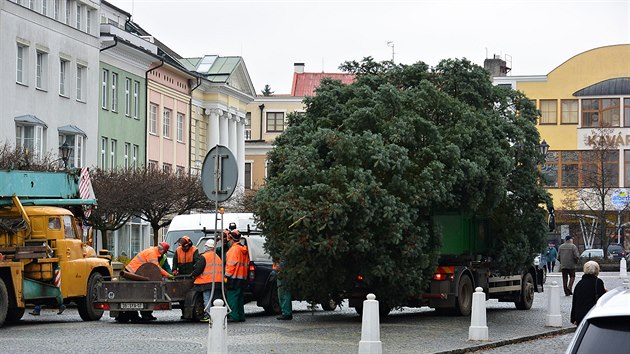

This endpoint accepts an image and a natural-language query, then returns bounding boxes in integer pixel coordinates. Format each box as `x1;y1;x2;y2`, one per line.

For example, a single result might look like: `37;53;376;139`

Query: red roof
291;72;355;97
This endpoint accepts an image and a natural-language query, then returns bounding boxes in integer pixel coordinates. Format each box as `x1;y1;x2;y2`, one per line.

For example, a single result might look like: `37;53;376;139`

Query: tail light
94;303;109;310
154;303;170;310
248;262;256;282
433;266;455;281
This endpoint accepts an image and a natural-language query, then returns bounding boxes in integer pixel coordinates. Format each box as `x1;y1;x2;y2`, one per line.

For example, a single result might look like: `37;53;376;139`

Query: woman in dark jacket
570;260;607;325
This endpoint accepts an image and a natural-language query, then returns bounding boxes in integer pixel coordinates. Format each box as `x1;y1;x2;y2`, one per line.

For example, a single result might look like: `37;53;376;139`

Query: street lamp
60;142;70;170
538;140;549;160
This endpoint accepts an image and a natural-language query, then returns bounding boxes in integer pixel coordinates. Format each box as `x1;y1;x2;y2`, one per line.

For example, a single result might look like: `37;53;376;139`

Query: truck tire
6;307;25;322
191;293;205;321
515;273;534;310
77;272;104;321
455;275;473;316
354;302;391;317
320;298;339;311
0;278;8;327
262;285;280;315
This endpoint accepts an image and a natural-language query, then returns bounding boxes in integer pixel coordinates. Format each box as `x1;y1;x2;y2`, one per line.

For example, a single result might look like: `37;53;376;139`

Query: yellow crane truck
0;170;113;327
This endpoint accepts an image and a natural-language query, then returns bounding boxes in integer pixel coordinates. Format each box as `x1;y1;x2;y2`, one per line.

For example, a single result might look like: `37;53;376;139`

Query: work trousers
277;278;292;317
227;287;245;321
561;268;576;295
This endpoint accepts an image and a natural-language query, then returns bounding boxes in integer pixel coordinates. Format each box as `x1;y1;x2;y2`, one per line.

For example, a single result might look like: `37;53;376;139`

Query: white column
237;116;245;189
228;114;237;158
219;112;229;146
206;108;221;150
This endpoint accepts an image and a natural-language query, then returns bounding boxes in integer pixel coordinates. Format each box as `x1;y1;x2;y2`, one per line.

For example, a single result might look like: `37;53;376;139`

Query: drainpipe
144;57;165;167
99;36;118;52
188;76;203;176
258;104;265;140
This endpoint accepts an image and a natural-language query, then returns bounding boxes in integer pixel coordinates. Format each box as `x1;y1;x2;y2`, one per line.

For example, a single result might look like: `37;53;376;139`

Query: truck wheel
191;293;205;321
0;278;8;327
262;285;280;315
78;272;104;321
320;298;339;311
6;307;25;322
455;275;473;316
515;273;534;310
354;302;391;317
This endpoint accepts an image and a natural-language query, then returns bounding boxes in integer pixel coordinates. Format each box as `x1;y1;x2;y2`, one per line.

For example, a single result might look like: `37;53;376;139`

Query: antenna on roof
321;57;324;73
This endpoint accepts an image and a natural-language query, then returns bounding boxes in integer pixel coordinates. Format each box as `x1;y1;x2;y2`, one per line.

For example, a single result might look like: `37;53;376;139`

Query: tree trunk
100;229;109;251
152;224;160;246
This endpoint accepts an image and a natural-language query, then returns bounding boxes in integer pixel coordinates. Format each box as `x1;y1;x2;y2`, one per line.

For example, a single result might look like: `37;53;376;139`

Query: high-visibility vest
194;251;223;284
125;247;169;277
176;245;198;265
225;243;249;280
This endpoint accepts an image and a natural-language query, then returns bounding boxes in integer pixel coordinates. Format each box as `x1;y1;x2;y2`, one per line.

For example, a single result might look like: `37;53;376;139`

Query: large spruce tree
254;58;550;308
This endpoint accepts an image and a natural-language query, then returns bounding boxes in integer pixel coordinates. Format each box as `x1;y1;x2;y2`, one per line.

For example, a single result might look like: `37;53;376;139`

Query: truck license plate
120;303;143;310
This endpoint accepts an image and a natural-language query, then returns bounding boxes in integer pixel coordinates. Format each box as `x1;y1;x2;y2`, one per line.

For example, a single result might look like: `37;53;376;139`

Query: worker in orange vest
172;235;200;275
225;230;249;322
125;242;171;277
191;238;224;322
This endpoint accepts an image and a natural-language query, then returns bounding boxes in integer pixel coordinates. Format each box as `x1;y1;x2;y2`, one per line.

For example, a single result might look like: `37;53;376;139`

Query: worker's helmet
229;230;241;241
228;222;237;231
180;236;192;249
204;239;215;250
158;242;170;253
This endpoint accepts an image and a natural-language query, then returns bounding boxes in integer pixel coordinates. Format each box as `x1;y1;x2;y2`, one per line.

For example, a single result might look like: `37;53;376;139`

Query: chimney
294;63;305;74
484;54;511;77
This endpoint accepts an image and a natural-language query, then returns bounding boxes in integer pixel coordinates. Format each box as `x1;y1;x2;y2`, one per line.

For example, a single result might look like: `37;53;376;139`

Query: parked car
607;244;626;261
196;234;280;315
580;249;605;259
565;282;630;354
534;254;547;283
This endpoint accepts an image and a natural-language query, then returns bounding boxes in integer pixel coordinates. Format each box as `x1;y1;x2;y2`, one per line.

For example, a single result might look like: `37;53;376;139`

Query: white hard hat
204;239;215;250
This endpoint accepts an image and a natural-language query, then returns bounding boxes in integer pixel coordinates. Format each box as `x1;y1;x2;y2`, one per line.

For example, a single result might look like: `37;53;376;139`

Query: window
60;134;84;168
36;51;47;90
86;9;91;34
245;112;252;140
582;98;620;127
245;162;252;189
539;100;557;124
163;163;172;173
29;0;34;10
65;2;70;25
561;99;578;124
100;137;107;169
54;0;60;20
176;112;184;142
110;139;117;168
266;112;285;132
132;145;138;168
543;150;619;188
16;124;44;157
124;78;131;116
148;160;157;170
163;108;172;138
133;81;139;118
176;166;185;176
42;0;47;16
149;103;158;134
625;150;630;187
16;44;28;84
111;72;118;111
101;69;108;109
59;58;68;96
76;65;85;101
76;4;81;30
63;215;75;239
124;143;129;169
624;98;630;127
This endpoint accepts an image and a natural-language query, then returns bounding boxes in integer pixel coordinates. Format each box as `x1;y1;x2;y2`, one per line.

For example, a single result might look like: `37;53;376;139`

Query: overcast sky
106;0;630;95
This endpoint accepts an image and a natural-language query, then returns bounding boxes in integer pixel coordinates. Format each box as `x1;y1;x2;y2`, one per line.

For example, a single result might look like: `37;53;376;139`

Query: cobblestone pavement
0;272;626;353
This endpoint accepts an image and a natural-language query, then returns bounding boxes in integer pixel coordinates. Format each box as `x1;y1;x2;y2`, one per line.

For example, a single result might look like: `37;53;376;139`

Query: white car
565;280;630;353
579;249;605;259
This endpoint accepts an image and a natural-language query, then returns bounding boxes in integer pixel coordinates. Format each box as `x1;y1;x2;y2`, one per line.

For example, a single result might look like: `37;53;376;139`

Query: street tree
560;125;623;250
254;57;549;307
0;142;56;170
261;84;274;96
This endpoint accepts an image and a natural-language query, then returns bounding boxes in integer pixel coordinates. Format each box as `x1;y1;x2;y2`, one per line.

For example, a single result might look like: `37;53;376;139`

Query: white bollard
358;293;382;354
207;299;228;354
546;281;562;327
468;287;488;341
619;258;627;278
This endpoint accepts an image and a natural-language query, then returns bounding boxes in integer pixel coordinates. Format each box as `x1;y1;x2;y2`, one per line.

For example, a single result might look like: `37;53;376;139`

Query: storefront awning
14;114;48;128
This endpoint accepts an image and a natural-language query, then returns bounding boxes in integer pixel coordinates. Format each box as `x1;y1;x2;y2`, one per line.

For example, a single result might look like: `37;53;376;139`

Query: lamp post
538;139;549;160
60;142;70;170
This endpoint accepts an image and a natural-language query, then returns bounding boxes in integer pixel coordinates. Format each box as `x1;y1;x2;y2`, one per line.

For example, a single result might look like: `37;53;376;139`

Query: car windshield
581;249;603;257
164;230;218;255
573;316;630;354
608;245;623;252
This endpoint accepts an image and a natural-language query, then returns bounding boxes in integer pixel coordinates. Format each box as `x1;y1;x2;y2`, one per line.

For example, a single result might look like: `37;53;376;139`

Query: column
219;112;229;146
228;114;237;159
206;108;221;150
237;116;245;190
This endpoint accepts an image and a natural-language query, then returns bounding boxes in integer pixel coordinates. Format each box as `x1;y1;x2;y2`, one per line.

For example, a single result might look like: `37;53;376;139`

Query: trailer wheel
455;275;473;316
191;293;205;321
320;298;340;311
78;272;104;321
515;273;534;310
0;278;8;327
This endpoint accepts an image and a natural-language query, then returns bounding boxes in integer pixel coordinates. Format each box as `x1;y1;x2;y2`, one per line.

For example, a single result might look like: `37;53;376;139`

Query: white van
164;212;259;265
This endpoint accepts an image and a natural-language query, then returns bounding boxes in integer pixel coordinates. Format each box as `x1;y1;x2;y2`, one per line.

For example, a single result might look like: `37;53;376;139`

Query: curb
435;327;577;354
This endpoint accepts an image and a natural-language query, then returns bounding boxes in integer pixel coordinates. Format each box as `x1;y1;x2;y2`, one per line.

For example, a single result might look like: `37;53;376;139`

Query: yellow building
493;44;630;249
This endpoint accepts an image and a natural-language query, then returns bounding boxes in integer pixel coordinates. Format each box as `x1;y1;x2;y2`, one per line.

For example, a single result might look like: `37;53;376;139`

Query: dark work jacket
570;274;606;325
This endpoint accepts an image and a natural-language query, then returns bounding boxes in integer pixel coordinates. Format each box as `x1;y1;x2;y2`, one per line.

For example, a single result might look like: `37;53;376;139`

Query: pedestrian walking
191;239;224;322
274;259;293;320
571;260;607;325
546;244;558;273
558;235;580;296
225;231;249;322
172;235;200;276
